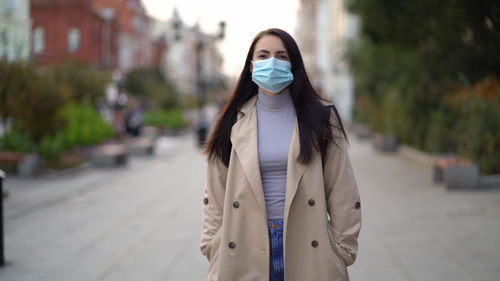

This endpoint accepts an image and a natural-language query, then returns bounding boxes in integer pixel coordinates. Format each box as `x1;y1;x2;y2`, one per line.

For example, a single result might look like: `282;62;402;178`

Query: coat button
311;240;319;248
228;241;236;249
308;199;315;206
355;201;361;209
203;197;209;205
233;201;240;208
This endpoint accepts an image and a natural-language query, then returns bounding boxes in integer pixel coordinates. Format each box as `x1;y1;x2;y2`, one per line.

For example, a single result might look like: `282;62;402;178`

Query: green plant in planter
38;103;114;161
0;126;36;153
60;103;114;148
424;108;457;154
455;95;500;174
39;133;65;161
143;108;186;130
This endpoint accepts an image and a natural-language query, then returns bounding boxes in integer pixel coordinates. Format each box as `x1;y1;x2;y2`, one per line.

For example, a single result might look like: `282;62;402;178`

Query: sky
142;0;300;78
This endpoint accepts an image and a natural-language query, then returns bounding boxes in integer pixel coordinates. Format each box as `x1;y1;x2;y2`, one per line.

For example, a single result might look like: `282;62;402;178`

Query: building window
1;30;7;58
33;27;44;55
3;0;16;13
67;28;80;53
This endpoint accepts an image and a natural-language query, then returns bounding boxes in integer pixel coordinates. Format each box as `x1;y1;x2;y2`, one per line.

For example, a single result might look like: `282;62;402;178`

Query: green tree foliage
347;0;500;173
0;60;70;142
51;61;111;104
124;67;179;109
0;125;36;153
0;60;113;163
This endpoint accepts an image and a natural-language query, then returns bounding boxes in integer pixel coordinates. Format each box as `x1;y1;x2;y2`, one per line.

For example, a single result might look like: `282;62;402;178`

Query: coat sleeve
323;115;361;267
200;155;227;261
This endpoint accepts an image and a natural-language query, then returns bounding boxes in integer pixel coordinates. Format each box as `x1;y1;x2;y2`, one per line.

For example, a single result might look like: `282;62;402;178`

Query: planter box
479;174;500;189
372;133;399;152
18;154;40;177
353;124;372;140
445;163;479;190
0;152;39;177
142;126;160;139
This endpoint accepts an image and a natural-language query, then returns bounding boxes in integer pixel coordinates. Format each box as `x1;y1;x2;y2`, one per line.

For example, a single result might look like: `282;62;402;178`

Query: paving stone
1;133;499;281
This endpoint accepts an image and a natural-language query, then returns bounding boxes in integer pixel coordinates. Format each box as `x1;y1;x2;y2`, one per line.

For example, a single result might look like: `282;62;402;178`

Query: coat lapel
230;95;307;218
284;121;307;223
230;96;266;212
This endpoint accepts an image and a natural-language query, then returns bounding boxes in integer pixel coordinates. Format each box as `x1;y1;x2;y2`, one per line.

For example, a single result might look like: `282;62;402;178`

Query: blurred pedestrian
124;99;143;137
201;28;361;281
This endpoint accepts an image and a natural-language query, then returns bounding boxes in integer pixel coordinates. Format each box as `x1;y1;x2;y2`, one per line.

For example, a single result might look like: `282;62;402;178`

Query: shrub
424;108;456;154
39;103;114;160
60;103;114;147
39;133;66;160
454;96;500;174
1;60;70;141
143;108;186;130
0;126;36;153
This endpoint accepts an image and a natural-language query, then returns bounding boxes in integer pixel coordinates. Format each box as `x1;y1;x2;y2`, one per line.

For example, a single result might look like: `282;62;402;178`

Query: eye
257;54;268;59
277;54;289;60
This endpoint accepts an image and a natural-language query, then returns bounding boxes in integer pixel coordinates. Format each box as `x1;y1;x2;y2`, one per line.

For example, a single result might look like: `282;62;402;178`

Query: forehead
254;35;287;52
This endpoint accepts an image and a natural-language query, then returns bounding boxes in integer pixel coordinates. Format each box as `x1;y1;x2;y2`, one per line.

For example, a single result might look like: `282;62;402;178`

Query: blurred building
152;9;225;97
93;0;154;72
295;0;318;84
296;0;359;124
30;0;119;69
0;0;31;61
30;0;162;72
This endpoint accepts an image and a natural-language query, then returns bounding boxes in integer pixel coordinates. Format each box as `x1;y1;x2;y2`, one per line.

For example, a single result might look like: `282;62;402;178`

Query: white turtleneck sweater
256;89;296;221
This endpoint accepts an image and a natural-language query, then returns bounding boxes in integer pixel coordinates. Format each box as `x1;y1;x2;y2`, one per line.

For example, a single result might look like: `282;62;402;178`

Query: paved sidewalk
1;134;209;281
0;133;499;281
348;137;500;281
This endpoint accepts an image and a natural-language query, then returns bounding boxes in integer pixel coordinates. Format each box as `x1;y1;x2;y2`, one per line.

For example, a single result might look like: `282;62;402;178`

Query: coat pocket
326;222;347;267
205;228;222;262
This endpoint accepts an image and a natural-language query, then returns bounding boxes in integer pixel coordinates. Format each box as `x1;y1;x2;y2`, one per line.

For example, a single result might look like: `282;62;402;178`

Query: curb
39;161;92;178
398;144;435;167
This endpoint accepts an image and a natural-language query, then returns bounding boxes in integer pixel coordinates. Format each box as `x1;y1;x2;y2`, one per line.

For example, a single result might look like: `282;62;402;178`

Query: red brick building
92;0;154;71
31;0;120;70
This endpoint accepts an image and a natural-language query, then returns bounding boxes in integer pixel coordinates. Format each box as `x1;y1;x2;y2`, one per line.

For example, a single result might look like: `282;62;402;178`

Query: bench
127;137;155;156
91;144;128;167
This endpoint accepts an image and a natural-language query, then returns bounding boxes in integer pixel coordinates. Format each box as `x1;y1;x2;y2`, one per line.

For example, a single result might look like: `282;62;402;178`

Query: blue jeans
268;220;284;281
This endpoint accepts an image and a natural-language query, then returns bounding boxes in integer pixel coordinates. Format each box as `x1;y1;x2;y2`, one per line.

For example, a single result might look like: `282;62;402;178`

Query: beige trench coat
200;95;361;281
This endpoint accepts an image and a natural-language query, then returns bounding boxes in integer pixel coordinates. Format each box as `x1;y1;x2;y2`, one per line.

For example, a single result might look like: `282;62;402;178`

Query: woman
200;28;361;281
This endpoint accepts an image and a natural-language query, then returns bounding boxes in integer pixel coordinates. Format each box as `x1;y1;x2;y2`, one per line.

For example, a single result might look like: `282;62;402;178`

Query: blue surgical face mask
251;57;294;93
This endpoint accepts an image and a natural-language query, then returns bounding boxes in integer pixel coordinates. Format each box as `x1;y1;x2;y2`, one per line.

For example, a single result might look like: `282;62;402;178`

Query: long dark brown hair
204;28;346;167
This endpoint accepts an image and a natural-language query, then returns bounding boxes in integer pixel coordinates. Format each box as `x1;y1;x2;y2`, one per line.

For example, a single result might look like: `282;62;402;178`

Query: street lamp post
172;18;225;147
0;169;5;266
195;38;207;146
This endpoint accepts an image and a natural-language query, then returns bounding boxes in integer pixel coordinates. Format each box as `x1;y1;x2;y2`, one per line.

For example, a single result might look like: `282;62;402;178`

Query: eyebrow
255;49;288;54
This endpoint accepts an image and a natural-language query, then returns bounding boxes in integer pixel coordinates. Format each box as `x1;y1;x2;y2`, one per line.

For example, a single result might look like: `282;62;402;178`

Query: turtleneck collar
256;88;293;112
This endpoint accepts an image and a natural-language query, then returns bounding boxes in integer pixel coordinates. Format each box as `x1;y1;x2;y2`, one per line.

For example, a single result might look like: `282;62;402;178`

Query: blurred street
1;132;500;281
